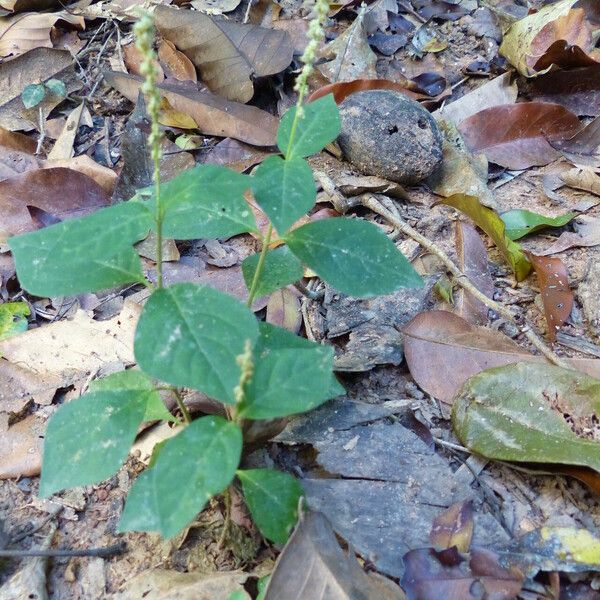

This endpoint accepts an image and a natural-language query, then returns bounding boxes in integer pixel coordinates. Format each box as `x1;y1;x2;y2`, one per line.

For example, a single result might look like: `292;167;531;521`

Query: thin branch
361;194;569;368
0;542;126;559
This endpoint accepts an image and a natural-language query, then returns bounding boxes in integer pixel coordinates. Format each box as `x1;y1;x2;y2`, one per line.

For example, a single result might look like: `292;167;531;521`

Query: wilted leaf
318;7;377;82
403;310;600;403
401;546;523;600
440;194;531;281
155;5;293;103
458;102;582;169
429;501;474;553
525;252;573;341
104;71;278;146
264;511;405;599
500;208;575;240
453;362;600;472
158;39;197;82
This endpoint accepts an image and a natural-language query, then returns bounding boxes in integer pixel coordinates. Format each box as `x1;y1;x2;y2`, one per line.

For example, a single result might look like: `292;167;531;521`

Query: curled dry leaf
429;501;474;553
158;39;197;83
0;11;85;58
458;102;582;170
104;71;278;147
403;310;600;403
308;78;429;105
525;252;573;341
155;5;293;103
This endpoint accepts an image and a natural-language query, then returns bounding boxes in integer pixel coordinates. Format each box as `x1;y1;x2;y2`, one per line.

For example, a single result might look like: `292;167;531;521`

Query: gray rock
337;90;443;184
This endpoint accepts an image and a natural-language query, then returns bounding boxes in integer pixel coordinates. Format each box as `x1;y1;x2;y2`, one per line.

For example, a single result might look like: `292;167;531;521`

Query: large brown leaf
458;102;582;170
104;71;277;146
155;5;293;103
403;310;600;403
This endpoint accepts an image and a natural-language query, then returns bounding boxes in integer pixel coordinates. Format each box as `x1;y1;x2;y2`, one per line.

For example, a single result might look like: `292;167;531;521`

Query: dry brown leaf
123;43;164;80
0;11;84;57
158;39;197;82
47;101;84;160
0;126;36;152
266;287;301;332
104;71;278;146
43;155;117;194
190;0;241;14
204;137;271;172
0;359;60;413
0;128;39;180
308;77;428;104
560;166;600;196
155;5;293;103
0;0;59;12
537;215;600;255
403;310;600;403
0;414;45;478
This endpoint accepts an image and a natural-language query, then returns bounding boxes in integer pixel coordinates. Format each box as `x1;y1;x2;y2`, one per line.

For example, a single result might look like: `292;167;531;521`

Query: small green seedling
21;79;67;110
9;13;422;544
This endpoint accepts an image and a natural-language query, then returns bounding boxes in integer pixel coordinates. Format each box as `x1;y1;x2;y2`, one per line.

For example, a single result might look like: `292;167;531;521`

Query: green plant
21;79;67;109
8;12;422;544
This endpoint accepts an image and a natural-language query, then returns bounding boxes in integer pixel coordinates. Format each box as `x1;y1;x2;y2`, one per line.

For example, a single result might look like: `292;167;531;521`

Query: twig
35;106;45;155
0;542;125;558
242;0;253;24
361;194;569;368
293;280;324;300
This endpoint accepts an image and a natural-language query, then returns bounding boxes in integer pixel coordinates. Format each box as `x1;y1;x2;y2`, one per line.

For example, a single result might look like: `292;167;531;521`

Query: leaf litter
5;0;600;597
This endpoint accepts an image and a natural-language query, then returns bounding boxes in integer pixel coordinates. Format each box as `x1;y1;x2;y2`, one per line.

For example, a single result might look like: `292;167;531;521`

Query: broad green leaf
237;469;302;544
134;284;259;404
452;362;600;471
285;218;422;297
45;78;66;98
119;416;242;538
501;209;575;240
151;165;255;239
257;576;269;600
40;385;150;497
90;369;174;423
440;194;531;281
0;302;29;340
9;202;152;296
278;95;341;159
242;246;303;298
252;156;316;233
227;592;247;600
21;83;45;109
257;321;345;398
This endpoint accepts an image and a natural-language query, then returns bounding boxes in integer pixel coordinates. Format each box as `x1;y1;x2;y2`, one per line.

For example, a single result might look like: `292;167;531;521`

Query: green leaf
278;95;341;159
237;469;302;544
252;156;316;233
0;302;29;340
119;416;242;538
440;194;531;281
44;78;66;98
39;378;154;496
285;218;422;297
90;370;174;423
257;576;269;600
242;246;303;297
452;362;600;471
134;284;259;404
152;165;255;240
9;202;152;296
501;209;575;241
21;84;45;109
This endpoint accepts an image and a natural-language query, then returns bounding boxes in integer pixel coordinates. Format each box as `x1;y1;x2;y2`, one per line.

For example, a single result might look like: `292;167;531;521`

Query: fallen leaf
318;6;377;82
190;0;241;14
410;24;448;54
401;546;523;600
500;208;575;240
0;47;81;131
433;72;517;126
403;310;600;403
429;501;474;553
0;358;60;412
0;126;36;152
0;413;44;477
44;155;117;195
264;511;404;600
104;71;278;146
0;0;60;12
526;252;573;341
560;166;600;195
204;138;271;172
551;113;600;157
47;101;85;160
155;5;293;103
537;215;600;255
308;77;429;104
158;39;197;82
414;0;470;21
266;287;301;333
123;43;164;80
458;102;582;170
440;194;531;281
454;221;493;325
0;11;85;58
0;300;28;339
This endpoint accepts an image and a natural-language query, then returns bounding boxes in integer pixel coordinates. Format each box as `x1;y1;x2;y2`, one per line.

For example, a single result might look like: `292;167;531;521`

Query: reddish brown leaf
0;167;111;238
0;414;45;478
401;546;524;600
429;501;474;553
158;39;197;83
123;43;164;79
403;310;600;403
204;138;271;172
525;252;573;341
552;113;600;155
308;78;428;105
458;102;582;169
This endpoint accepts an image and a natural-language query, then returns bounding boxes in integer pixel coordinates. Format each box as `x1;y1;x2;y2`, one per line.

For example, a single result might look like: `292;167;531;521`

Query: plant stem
153;155;164;289
361;194;569;368
172;388;191;424
246;223;273;307
217;486;232;549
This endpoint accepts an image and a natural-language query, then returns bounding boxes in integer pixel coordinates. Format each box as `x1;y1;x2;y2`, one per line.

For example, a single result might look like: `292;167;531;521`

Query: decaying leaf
155;5;293;103
440;194;531;281
458;102;582;170
403;310;600;403
264;511;404;600
429;501;474;553
537;215;600;255
104;71;278;146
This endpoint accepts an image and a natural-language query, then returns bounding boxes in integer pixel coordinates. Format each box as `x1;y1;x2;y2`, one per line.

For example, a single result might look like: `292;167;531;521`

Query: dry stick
361;194;569;369
0;542;125;558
